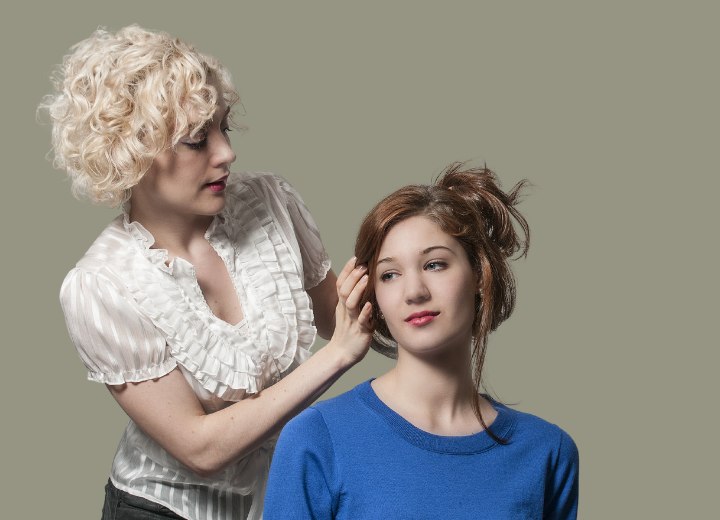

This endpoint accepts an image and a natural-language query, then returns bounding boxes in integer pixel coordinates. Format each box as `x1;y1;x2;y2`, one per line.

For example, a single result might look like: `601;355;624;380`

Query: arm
307;269;338;340
108;257;372;477
544;430;580;520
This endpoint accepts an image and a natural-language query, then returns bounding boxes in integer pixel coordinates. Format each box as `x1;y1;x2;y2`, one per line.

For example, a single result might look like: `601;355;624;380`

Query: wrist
322;341;360;372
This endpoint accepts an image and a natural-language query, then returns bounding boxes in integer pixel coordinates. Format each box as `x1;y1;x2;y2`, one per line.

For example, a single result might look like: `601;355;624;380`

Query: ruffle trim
120;175;316;400
86;358;178;385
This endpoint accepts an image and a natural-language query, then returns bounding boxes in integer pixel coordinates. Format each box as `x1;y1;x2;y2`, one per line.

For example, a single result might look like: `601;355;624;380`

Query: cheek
374;284;391;315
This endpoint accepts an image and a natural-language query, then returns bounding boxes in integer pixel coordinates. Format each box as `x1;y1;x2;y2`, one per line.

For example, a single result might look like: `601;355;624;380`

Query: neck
128;202;214;257
373;342;491;436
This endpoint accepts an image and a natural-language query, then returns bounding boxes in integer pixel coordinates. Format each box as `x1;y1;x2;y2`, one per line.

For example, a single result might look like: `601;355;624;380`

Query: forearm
110;258;371;477
194;343;353;473
307;270;339;340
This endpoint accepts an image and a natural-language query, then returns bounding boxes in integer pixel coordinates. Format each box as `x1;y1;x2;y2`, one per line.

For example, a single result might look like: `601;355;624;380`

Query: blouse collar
121;205;227;272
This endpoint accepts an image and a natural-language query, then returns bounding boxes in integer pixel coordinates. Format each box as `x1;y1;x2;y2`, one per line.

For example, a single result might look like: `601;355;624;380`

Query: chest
192;244;244;326
333;445;545;519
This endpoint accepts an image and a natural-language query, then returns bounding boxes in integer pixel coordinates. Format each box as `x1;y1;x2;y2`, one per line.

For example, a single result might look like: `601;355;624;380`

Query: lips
405;310;440;326
205;175;229;192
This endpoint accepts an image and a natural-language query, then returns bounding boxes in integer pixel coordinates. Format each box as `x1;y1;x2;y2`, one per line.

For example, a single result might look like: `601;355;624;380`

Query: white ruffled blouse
60;172;331;520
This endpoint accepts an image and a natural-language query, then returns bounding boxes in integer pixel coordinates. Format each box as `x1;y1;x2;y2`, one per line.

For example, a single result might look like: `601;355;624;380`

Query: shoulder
280;386;362;444
501;404;578;462
61;216;137;291
69;215;137;274
311;387;361;421
226;171;290;198
221;171;297;222
291;387;359;429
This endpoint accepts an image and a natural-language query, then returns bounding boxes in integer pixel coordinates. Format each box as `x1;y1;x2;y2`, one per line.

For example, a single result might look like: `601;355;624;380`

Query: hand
325;256;374;367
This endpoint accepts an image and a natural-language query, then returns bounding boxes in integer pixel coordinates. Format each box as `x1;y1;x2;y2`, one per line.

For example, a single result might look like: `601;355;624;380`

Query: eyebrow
377;245;455;265
194;107;231;134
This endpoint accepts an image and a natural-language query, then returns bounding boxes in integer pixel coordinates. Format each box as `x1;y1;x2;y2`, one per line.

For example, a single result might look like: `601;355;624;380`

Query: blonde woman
40;25;372;520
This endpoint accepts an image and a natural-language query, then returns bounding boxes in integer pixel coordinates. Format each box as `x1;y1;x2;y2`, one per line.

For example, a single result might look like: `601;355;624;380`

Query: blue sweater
264;380;578;519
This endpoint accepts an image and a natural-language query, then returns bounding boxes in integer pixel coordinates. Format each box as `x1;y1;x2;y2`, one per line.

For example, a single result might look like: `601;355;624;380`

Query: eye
379;271;398;282
184;138;207;150
424;260;448;271
181;130;208;150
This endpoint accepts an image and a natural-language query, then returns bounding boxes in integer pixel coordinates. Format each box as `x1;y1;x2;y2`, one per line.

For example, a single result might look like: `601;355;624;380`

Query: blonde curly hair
39;25;240;206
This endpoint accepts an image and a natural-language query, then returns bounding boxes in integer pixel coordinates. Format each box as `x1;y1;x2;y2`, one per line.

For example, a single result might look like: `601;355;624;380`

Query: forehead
378;216;458;257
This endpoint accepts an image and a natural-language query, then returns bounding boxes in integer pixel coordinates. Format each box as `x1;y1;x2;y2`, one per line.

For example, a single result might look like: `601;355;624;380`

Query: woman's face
374;215;478;358
131;82;236;220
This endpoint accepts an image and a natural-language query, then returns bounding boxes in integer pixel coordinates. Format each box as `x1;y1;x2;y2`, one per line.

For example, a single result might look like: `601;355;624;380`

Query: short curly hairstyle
39;25;240;206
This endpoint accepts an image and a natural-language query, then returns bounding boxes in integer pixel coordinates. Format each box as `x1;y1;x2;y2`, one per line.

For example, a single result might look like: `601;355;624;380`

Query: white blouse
60;172;331;520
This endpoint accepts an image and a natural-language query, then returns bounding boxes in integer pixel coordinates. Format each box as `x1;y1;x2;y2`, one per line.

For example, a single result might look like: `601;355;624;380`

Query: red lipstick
405;311;440;326
205;175;229;192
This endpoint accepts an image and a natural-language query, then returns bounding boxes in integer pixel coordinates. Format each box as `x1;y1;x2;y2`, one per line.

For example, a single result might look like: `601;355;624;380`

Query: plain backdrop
2;1;718;517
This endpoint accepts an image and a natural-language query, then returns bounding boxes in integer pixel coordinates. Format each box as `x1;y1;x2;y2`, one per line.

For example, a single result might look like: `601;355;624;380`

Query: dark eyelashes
378;260;449;281
182;126;231;150
185;139;207;150
425;260;448;270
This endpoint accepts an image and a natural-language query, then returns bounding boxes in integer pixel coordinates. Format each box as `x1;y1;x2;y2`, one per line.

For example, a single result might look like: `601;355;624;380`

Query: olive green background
2;1;717;517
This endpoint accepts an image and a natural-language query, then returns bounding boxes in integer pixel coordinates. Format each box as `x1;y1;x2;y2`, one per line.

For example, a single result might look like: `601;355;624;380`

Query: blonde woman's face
130;83;236;220
374;216;477;358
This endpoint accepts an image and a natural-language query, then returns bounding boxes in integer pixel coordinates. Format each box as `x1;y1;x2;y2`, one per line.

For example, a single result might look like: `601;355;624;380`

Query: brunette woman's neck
372;349;495;436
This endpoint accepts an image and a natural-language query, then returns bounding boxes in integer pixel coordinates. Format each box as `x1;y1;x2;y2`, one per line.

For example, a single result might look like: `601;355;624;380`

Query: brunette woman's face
131;82;236;219
374;216;478;357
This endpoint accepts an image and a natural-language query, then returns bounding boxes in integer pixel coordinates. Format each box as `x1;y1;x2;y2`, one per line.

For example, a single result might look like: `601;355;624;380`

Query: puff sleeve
251;173;331;289
60;267;176;385
280;179;331;288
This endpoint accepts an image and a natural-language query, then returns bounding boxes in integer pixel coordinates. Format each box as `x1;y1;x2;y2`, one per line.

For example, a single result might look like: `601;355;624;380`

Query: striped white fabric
60;173;331;520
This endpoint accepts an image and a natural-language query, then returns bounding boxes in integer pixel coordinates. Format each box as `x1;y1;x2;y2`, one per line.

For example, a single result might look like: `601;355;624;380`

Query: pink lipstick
405;311;440;326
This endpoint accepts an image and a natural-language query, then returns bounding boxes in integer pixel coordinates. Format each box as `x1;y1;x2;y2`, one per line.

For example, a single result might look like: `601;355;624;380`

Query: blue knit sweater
264;380;578;519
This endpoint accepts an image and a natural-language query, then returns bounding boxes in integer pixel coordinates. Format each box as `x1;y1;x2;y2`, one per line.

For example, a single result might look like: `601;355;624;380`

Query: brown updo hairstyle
354;162;530;436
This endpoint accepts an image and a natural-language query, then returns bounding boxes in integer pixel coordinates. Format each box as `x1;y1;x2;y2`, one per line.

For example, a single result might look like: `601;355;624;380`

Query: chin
394;331;472;359
200;199;227;216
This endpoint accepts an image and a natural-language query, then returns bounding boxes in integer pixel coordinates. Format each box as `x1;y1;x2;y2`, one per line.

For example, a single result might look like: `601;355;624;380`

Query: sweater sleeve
264;407;337;519
544;430;580;520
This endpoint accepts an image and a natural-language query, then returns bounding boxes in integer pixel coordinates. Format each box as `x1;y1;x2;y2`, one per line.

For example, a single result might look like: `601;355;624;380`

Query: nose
211;129;236;168
404;271;430;305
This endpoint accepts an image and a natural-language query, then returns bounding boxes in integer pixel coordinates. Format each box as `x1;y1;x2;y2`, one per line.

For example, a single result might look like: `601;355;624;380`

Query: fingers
343;272;368;312
337;259;367;302
335;256;358;290
357;301;373;331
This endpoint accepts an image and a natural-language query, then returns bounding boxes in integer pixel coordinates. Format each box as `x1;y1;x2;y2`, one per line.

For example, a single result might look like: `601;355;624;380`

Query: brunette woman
264;163;579;519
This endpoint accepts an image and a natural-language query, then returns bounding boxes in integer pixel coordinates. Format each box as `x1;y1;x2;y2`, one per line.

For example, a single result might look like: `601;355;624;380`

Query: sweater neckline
355;379;516;454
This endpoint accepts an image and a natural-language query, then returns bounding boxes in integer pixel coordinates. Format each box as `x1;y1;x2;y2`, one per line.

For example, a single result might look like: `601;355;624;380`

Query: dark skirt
102;479;185;520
